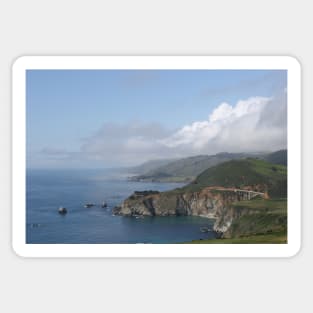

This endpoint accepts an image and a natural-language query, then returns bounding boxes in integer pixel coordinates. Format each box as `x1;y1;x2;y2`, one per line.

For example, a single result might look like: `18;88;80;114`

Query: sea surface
26;169;216;244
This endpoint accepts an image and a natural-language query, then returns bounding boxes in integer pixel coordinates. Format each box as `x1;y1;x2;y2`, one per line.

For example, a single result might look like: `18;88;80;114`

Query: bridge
233;189;266;200
210;187;267;200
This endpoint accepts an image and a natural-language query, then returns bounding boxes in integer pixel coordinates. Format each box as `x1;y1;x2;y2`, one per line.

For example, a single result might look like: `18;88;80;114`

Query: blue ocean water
26;169;216;244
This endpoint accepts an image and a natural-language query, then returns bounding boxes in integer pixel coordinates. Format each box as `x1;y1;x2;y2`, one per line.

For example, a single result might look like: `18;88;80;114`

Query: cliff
112;188;258;233
113;189;287;238
113;158;287;238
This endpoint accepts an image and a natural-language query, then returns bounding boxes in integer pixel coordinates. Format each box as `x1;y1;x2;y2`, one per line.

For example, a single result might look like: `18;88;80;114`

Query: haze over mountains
128;150;287;183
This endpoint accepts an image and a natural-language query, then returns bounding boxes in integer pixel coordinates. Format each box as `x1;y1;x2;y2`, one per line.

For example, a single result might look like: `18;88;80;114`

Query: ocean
26;169;216;244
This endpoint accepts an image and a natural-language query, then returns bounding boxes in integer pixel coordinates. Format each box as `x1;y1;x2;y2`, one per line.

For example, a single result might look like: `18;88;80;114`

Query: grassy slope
233;198;287;211
129;150;287;182
183;199;287;244
227;198;287;236
177;158;287;198
187;231;287;244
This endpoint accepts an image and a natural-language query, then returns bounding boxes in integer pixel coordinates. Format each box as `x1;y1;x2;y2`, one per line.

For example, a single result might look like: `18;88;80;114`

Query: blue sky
26;69;287;168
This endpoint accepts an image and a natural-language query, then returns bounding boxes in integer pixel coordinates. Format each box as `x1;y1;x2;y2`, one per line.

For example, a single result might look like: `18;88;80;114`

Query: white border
12;56;301;258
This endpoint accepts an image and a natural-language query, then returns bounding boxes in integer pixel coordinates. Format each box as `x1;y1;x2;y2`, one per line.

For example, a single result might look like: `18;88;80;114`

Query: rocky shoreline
112;187;256;236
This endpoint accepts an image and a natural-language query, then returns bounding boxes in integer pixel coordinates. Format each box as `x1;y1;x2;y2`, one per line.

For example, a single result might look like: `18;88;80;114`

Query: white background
0;1;312;312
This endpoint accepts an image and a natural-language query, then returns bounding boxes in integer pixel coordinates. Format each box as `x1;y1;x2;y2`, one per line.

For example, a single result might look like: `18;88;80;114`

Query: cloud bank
40;92;287;167
159;93;287;155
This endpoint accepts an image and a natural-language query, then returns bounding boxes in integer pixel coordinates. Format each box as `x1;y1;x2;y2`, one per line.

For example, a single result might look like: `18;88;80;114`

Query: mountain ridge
128;150;287;183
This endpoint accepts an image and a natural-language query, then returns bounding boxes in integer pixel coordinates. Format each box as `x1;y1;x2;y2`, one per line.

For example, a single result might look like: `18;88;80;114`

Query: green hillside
130;152;261;182
128;150;287;183
187;231;287;244
264;149;287;166
187;199;287;244
227;199;287;236
179;158;287;197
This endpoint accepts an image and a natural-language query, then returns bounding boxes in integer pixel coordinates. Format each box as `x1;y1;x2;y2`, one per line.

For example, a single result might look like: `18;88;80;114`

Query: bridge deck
208;187;266;199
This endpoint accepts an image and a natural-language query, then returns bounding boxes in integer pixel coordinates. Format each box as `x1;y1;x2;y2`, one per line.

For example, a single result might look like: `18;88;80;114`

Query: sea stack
58;207;67;214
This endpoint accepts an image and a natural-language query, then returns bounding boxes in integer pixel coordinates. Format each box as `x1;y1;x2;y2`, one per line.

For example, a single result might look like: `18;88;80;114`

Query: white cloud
159;96;277;152
39;93;287;167
209;102;233;122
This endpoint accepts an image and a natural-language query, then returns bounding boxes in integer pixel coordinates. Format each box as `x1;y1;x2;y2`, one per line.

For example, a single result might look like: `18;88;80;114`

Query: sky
26;69;287;168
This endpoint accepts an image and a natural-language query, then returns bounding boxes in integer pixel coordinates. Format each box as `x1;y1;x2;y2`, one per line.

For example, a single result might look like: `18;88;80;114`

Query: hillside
128;150;287;183
264;149;287;166
129;152;262;182
188;199;287;244
180;158;287;197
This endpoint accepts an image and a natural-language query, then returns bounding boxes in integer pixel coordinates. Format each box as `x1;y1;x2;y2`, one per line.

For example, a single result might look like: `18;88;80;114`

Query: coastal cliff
112;188;254;233
113;159;287;239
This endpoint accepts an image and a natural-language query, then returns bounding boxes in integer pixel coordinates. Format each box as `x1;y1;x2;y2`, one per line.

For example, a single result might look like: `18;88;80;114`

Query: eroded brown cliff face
112;188;247;233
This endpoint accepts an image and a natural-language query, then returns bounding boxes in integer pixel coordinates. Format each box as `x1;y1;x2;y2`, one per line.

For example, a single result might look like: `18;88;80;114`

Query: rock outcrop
112;188;255;233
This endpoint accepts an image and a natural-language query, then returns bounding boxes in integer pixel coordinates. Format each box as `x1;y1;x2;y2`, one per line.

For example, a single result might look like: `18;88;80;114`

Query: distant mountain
264;149;287;166
129;152;264;182
128;158;177;175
